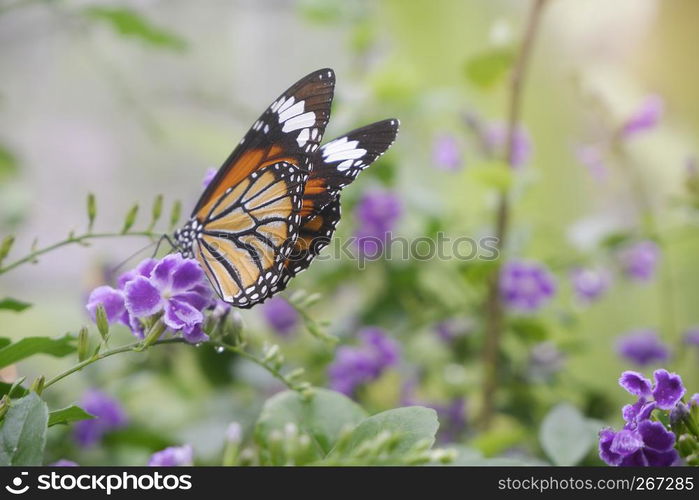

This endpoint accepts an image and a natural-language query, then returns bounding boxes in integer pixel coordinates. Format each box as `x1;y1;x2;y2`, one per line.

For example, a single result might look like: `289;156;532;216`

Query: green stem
0;230;158;275
219;344;303;392
43;337;185;391
479;0;549;429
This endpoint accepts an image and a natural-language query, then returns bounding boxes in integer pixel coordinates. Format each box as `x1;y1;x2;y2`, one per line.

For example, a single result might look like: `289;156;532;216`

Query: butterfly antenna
109;239;159;276
152;234;179;258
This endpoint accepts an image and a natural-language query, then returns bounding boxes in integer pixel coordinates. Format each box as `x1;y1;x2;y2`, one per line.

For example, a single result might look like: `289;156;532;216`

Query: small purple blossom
328;327;399;396
682;327;699;347
201;167;217;188
616;330;670;366
617;241;660;282
51;459;78;466
621;95;664;138
690;394;699;407
619;369;686;411
499;260;556;312
148;445;193;466
261;297;299;337
483;122;532;168
575;144;607;181
354;189;402;257
73;389;127;448
570;266;610;303
599;421;677;466
432;134;462;171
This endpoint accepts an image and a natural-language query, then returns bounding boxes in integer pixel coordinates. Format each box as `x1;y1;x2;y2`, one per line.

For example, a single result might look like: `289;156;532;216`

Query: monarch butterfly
174;69;399;308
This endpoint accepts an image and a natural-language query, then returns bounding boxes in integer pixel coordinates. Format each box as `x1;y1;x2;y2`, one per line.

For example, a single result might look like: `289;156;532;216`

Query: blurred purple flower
354;189;402;257
599;421;677;467
148;445;193;466
621;95;664;138
328;327;399;396
616;330;670;366
617;241;660;282
73;389;127;448
575;144;607;181
691;394;699;407
432;134;462;171
51;459;78;466
528;342;566;380
570;267;610;303
400;381;467;443
682;327;699;347
484;122;531;168
619;369;685;411
499;260;556;312
201;167;217;188
261;297;299;337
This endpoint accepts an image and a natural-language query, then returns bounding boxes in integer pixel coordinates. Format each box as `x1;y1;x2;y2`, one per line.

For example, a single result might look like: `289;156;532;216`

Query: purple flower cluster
617;240;660;282
74;389;128;448
148;445;193;466
328;327;399;396
599;370;684;466
261;297;299;337
432;134;463;171
86;255;214;344
499;260;556;312
570;266;610;303
483;122;532;168
353;189;402;257
621;95;664;139
616;330;670;366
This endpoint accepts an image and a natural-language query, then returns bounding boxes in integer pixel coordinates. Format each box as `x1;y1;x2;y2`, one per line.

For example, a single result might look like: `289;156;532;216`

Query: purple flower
619;369;685;411
484;122;532;168
261;297;299;337
575;144;607;181
148;445;193;466
51;459;78;466
621;95;664;138
432;134;462;171
690;394;699;407
616;330;670;366
617;241;660;282
599;421;677;466
499;260;556;312
86;286;128;326
400;381;467;443
328;327;399;396
201;167;217;188
73;389;127;448
354;189;402;257
682;327;699;347
570;266;610;303
123;255;213;343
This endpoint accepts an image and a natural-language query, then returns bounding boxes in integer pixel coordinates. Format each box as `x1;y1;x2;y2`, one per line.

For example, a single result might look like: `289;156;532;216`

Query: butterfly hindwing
301;118;399;222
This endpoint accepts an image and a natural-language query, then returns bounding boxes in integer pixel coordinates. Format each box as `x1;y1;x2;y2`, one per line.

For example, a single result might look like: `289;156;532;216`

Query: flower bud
30;376;45;395
0;395;10;420
121;204;139;234
77;326;91;362
169;200;182;230
150;194;163;229
86;193;96;232
95;305;110;342
0;235;14;265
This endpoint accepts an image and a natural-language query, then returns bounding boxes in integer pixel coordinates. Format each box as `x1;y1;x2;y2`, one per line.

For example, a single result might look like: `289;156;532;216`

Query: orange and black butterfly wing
301;119;399;222
276;196;342;292
188;69;336;308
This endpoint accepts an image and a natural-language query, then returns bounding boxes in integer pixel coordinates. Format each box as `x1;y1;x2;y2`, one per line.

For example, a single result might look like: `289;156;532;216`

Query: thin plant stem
0;231;159;275
479;0;549;429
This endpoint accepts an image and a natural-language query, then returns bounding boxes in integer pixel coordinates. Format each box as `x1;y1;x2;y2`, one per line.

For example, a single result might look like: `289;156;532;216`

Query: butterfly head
173;218;203;259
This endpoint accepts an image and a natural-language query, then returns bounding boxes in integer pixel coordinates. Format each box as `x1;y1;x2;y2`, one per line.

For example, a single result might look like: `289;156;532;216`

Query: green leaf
0;297;31;312
0;382;28;398
509;317;550;343
329;406;439;457
539;403;596;466
255;388;367;456
465;47;515;89
0;392;49;465
0;145;19;182
83;7;186;51
48;405;94;427
0;334;76;369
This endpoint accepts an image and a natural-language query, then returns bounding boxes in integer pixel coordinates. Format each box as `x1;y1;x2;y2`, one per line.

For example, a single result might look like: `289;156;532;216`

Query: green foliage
83;7;187;51
0;144;18;182
0;393;48;466
465;47;515;89
0;297;31;312
539;403;600;466
48;405;94;427
0;335;76;369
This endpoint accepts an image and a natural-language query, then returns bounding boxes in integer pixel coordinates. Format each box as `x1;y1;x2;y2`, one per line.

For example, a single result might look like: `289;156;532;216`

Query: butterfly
173;68;399;308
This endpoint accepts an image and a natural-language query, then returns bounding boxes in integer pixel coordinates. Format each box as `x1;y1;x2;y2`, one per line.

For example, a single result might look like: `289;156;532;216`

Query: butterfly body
174;69;399;308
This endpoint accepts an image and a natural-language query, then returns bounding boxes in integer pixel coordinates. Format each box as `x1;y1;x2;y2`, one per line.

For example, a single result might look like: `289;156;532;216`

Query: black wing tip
306;68;335;84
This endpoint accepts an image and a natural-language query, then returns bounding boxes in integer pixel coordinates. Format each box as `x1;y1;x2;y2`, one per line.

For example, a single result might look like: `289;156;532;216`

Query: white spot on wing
282;112;316;132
